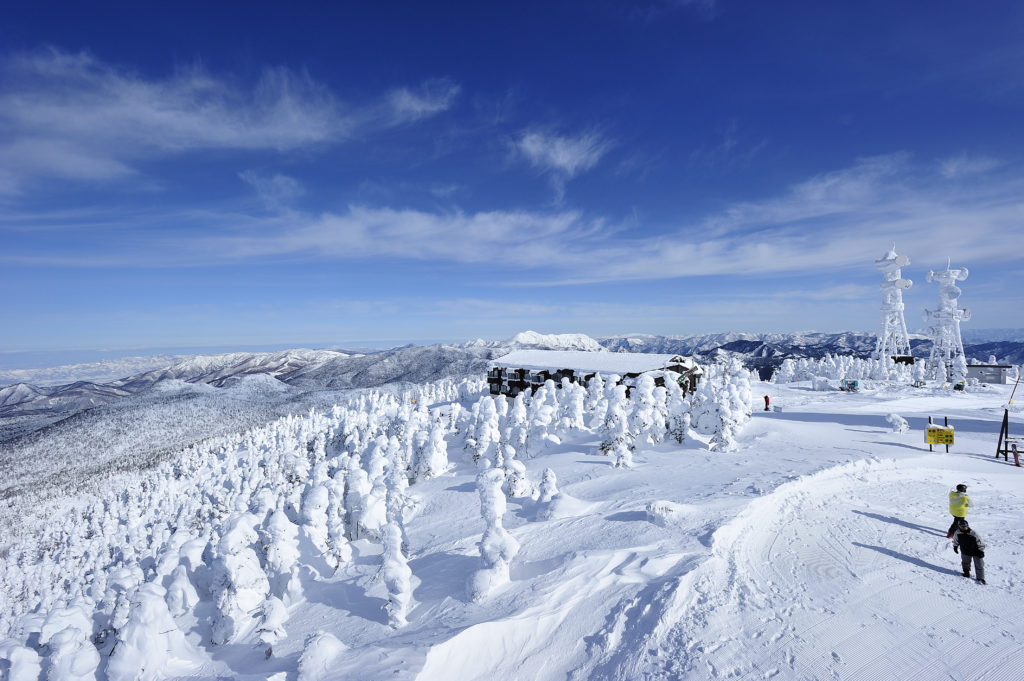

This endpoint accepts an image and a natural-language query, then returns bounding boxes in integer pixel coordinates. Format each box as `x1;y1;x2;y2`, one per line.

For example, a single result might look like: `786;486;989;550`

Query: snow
2;364;1024;681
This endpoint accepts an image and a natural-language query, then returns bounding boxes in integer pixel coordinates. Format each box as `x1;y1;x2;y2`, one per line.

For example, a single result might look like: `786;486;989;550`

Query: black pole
929;415;933;452
945;415;949;454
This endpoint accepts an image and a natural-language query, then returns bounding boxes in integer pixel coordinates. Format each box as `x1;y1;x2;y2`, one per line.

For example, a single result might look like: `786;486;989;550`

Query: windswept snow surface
3;379;1023;680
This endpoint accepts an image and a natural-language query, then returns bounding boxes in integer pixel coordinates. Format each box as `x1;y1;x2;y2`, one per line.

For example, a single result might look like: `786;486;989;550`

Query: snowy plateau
1;331;1023;681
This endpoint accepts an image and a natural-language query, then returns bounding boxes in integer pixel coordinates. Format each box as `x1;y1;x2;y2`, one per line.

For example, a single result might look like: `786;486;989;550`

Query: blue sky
2;1;1023;356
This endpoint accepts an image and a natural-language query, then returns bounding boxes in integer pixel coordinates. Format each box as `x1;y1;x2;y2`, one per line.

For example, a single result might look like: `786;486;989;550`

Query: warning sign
926;427;954;445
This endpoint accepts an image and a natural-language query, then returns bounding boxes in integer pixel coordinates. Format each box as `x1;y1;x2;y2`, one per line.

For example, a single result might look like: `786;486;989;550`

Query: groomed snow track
585;457;1024;681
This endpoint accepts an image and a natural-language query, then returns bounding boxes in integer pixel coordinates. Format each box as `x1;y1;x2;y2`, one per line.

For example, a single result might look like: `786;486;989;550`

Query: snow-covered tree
301;484;332;567
297;631;347;681
0;641;41;681
165;564;200;618
210;514;270;645
469;468;520;602
538;468;559;503
584;373;609;429
629;374;665;446
381;456;416;628
256;596;288;660
501;443;532;498
262;508;301;600
107;583;196;681
600;384;632;455
39;604;99;681
666;376;692;444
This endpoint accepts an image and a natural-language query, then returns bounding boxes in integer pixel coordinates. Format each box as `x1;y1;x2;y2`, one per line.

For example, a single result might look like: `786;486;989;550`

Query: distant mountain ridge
2;330;1022;428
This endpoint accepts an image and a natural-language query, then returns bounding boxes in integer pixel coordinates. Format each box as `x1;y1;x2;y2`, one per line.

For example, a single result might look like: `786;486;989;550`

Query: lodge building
488;350;702;397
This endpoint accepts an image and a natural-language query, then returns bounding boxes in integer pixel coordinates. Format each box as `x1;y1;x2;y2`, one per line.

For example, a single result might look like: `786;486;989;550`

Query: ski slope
2;379;1022;680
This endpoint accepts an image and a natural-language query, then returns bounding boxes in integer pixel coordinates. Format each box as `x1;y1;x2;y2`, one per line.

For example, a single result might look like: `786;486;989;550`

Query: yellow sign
926;427;954;445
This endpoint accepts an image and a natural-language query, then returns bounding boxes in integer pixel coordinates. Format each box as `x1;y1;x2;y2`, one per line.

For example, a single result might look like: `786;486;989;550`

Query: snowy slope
2;368;1022;680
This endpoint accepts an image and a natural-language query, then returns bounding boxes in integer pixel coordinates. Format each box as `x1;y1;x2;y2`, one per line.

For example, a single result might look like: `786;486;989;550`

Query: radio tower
924;258;970;377
874;244;913;360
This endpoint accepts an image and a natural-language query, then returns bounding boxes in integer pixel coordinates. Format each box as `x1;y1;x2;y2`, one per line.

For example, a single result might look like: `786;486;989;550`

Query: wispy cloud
387;78;460;123
239;170;305;209
515;130;612;177
939;153;1000;179
514;129;613;199
4;152;1023;285
0;49;459;195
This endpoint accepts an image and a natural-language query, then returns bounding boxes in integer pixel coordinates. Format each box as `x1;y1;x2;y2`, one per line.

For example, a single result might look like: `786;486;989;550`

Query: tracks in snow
599;456;1024;681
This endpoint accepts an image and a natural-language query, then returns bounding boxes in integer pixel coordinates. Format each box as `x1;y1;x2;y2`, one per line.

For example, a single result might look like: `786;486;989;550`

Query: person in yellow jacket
947;483;970;538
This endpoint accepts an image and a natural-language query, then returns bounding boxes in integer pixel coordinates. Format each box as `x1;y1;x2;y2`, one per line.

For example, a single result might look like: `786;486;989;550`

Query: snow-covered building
965;364;1015;385
488;350;702;397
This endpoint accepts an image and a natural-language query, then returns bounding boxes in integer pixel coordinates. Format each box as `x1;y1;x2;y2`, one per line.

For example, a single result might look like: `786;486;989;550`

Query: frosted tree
381;459;415;628
108;583;196;681
538;468;559;503
298;631;347;681
210;514;270;645
325;470;353;573
725;358;753;420
344;454;371;540
165;564;200;618
501;443;533;498
301;484;332;567
416;417;450;479
924;260;971;381
556;378;587;435
39;604;99;681
262;507;302;600
469;468;520;602
472;397;501;465
629;374;665;446
690;373;720;447
585;373;610;430
666;375;692;444
773;359;797;384
256;596;288;660
0;640;41;681
952;354;969;387
600;384;632;455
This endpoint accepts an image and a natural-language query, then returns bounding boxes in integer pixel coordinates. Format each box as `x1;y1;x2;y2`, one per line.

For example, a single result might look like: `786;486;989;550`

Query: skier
946;483;970;538
952;518;986;584
763;395;770;412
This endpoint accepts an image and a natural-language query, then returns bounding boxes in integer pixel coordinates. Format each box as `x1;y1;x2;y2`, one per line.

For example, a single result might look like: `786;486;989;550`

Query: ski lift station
965;364;1016;385
488;350;702;397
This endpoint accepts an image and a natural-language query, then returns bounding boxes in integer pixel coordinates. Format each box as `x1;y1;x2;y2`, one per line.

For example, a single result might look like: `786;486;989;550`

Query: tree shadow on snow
852;510;946;537
410;552;478;604
605;511;648;522
852;542;961;576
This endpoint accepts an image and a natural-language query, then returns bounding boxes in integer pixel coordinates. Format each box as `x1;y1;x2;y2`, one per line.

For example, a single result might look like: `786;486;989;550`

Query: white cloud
0;49;459;194
939;154;1000;179
387;78;460;122
239;170;305;208
5;151;1023;286
515;130;612;178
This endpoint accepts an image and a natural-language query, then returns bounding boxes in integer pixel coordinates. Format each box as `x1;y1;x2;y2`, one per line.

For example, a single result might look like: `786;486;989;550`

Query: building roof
493;350;697;375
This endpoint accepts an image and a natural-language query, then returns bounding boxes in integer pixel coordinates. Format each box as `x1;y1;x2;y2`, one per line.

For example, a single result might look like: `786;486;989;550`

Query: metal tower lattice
874;244;913;359
924;259;971;375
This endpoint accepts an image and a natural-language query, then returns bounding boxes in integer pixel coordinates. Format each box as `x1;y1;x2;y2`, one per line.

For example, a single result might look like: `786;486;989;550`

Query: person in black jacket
952;518;987;584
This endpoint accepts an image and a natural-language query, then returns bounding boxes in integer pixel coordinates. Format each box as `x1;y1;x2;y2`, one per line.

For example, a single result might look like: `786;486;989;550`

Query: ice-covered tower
924;259;970;376
874;244;913;359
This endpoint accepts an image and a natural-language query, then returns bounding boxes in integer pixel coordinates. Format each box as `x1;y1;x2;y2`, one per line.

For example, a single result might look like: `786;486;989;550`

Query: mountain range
2;330;1022;432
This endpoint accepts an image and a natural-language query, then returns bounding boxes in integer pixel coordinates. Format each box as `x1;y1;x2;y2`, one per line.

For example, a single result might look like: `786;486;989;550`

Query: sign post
926;416;954;453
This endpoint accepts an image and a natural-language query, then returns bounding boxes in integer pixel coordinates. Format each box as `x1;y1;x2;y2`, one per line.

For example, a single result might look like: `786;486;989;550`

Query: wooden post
996;409;1010;461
